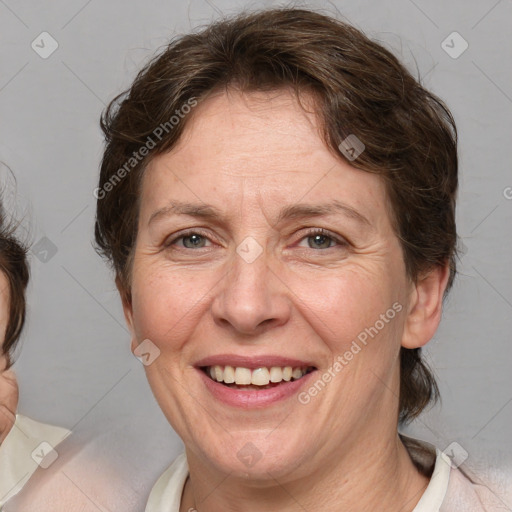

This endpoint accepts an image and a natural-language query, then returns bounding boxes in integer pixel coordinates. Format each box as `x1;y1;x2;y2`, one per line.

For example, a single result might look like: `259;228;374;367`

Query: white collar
412;448;452;511
145;443;451;512
0;414;70;507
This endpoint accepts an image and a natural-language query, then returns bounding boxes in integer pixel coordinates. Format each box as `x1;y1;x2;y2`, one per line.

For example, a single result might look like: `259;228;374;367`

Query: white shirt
145;442;453;512
2;428;509;511
0;414;70;508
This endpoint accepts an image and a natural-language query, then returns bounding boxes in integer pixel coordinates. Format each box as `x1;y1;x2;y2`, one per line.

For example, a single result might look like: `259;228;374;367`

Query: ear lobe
130;336;139;355
115;276;140;355
401;263;451;349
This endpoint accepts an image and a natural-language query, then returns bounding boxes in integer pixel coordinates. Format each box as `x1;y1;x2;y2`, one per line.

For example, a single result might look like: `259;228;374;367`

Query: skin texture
119;87;450;512
0;271;18;444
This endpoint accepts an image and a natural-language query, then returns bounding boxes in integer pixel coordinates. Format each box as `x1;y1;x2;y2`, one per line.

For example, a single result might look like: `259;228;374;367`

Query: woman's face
122;88;420;479
0;271;8;349
0;270;18;443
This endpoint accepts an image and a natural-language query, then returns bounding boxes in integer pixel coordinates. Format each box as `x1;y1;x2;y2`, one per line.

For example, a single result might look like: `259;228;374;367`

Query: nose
210;244;291;336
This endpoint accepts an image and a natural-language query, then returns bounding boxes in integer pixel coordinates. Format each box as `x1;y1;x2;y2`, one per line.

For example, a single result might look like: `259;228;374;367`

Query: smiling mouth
201;365;316;390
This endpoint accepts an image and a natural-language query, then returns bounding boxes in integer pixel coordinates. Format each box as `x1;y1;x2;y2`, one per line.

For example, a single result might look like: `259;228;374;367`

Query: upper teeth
206;365;310;386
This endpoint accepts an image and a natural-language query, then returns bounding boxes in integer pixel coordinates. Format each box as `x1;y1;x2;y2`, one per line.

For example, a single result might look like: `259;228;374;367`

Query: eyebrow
148;199;371;228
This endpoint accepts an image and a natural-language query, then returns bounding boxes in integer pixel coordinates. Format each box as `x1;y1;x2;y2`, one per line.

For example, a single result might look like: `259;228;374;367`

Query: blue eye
298;228;347;250
305;233;334;249
165;228;347;252
181;233;208;248
167;231;212;249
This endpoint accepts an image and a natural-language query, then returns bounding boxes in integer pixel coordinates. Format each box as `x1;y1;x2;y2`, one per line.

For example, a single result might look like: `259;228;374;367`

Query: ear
401;263;451;349
115;275;138;353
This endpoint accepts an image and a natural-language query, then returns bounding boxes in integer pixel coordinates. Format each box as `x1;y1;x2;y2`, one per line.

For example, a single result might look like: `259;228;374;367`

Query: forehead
141;88;389;226
168;88;326;173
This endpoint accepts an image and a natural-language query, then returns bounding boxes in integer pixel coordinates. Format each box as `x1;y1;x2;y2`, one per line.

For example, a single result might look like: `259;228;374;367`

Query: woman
7;6;507;512
92;7;512;511
0;200;70;508
91;6;509;511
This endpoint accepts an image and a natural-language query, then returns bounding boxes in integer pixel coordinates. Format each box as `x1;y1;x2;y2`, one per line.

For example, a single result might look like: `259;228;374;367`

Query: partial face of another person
0;271;18;443
122;88;444;481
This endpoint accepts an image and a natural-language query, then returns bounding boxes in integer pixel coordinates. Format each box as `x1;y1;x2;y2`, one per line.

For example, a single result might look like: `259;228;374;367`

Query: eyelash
164;228;348;252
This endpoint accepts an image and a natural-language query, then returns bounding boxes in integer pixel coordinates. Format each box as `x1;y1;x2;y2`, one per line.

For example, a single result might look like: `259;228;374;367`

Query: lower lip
197;368;316;408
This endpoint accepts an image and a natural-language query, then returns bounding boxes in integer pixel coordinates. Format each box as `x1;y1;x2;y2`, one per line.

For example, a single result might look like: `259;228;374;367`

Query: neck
180;432;430;512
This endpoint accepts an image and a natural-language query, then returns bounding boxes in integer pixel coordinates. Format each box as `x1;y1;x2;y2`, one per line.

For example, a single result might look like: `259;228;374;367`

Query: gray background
1;0;511;486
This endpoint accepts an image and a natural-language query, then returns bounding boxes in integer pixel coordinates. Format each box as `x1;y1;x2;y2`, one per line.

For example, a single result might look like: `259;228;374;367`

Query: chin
188;428;311;482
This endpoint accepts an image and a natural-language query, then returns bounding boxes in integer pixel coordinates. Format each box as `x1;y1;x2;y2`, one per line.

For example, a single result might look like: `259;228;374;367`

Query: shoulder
401;435;512;512
442;464;512;512
3;421;139;511
0;415;70;507
4;413;183;512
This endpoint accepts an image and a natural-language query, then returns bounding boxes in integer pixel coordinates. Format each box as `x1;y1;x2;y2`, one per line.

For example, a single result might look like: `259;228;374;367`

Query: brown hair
94;7;458;423
0;208;29;368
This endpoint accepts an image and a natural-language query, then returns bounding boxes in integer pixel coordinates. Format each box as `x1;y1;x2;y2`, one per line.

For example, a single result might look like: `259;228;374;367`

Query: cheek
287;262;402;349
129;262;214;346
